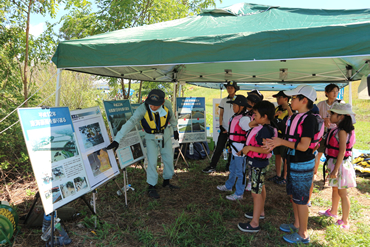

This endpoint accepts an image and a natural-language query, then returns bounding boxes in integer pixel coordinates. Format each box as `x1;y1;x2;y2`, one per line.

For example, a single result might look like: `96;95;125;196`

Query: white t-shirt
317;100;338;130
219;96;236;130
230;115;252;156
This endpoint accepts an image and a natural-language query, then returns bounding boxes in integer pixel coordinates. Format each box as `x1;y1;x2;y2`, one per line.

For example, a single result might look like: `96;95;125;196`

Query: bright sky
29;0;370;37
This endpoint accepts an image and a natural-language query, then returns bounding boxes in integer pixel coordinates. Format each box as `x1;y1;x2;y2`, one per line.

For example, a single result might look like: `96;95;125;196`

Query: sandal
335;220;350;230
275;178;287;185
268;175;280;182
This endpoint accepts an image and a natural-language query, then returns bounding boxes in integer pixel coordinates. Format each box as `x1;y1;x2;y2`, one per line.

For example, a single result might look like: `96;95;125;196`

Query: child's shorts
317;138;326;153
286;159;315;205
250;166;267;194
273;146;288;157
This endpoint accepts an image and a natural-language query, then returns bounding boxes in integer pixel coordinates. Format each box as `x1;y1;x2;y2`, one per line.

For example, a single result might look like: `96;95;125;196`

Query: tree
58;0;219;97
2;0;90;106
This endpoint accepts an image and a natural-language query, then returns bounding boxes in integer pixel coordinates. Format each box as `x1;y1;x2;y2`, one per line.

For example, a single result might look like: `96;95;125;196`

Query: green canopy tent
52;3;370;105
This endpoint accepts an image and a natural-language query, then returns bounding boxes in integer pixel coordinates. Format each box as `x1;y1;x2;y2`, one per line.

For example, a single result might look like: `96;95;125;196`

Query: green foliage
59;0;218;40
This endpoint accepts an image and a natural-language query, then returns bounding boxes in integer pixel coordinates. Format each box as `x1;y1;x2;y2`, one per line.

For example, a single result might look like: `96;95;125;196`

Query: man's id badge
154;134;163;140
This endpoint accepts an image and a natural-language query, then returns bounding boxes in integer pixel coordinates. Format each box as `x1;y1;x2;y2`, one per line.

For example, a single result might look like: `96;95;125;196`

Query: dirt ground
1;158;370;246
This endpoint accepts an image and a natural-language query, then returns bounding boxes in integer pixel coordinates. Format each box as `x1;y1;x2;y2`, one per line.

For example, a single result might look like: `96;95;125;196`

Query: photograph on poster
178;121;192;133
52;166;65;180
60;181;76;199
28;125;79;163
79;122;104;149
191;108;205;119
87;148;112;177
108;113;127;136
178;108;191;119
51;186;62;204
45;189;51;200
192;119;205;132
73;177;88;192
130;143;144;160
41;172;53;185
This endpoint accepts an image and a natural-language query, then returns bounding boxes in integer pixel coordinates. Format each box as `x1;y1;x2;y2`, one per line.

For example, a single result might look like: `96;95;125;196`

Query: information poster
131;103;146;151
70;107;120;190
213;98;222;143
176;97;206;143
103;100;145;169
17;107;90;215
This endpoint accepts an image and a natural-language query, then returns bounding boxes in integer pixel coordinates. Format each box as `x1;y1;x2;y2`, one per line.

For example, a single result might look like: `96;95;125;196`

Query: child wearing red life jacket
263;85;324;244
237;101;277;233
217;95;252;201
318;103;356;230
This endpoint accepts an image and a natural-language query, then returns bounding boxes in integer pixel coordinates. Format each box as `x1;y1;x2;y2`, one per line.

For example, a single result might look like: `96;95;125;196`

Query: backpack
184;141;210;160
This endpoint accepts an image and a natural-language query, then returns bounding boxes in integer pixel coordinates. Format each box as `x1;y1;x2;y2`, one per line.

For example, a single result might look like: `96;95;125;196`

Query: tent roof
52;3;370;83
188;82;348;91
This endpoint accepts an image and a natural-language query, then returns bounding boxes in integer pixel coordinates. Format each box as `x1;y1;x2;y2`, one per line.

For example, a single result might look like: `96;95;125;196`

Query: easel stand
201;142;211;161
92;189;97;228
23;191;99;227
50;211;55;247
175;143;189;168
112;168;129;207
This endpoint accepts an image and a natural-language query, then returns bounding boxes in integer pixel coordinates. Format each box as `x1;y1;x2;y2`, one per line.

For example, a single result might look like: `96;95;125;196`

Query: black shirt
286;113;317;163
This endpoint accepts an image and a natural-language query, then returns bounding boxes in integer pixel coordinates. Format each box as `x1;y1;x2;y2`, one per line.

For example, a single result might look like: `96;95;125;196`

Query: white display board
18;107;90;215
213;98;222;143
176;97;206;143
103;100;145;169
70;107;120;190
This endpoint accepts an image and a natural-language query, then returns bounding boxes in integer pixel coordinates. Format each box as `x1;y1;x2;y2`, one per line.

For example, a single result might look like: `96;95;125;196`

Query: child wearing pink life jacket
237;101;277;233
263;85;324;244
216;95;251;201
242;93;262;191
318;103;356;230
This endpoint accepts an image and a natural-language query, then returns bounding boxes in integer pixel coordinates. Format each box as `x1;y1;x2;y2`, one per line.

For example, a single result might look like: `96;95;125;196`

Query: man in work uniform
202;81;239;173
107;89;179;199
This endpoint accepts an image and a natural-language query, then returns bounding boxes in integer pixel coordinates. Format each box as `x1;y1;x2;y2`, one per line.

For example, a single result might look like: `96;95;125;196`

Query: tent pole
127;79;131;99
348;81;352;105
138;80;142;103
172;82;177;115
55;69;62;107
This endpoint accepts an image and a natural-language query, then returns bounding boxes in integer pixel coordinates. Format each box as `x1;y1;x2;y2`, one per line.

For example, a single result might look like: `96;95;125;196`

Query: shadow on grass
355;177;370;194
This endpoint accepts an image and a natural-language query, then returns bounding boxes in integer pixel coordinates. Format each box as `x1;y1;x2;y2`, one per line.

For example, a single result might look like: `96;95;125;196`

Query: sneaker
148;186;160;199
283;232;310;244
335;220;350;230
279;223;298;233
245;182;251;191
217;185;232;192
237;222;261;233
318;209;338;218
202;166;216;173
226;193;243;201
244;212;265;220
